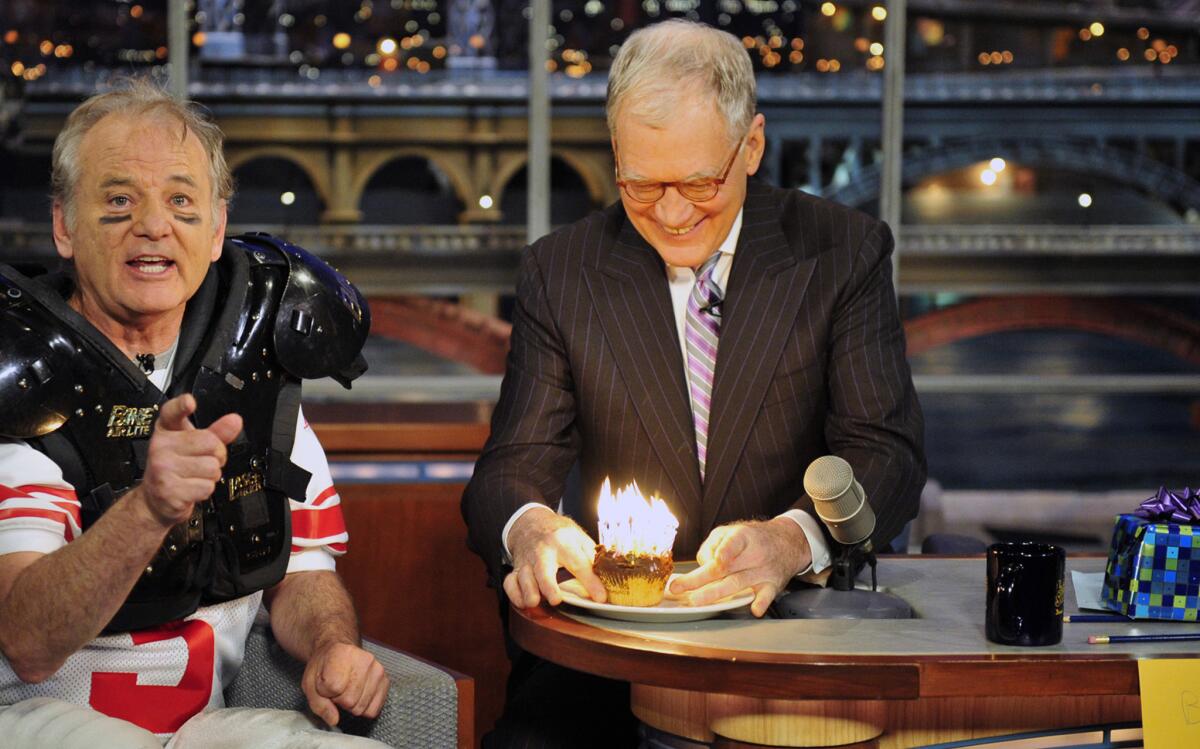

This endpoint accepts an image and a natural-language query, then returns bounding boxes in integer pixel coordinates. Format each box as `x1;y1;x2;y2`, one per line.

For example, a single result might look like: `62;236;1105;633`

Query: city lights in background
980;169;998;186
280;191;296;206
990;158;1007;173
478;194;494;210
0;2;1196;85
978;50;1014;66
1078;193;1093;208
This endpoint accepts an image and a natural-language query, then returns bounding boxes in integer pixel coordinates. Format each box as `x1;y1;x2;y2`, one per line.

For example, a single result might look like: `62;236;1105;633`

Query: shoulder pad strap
228;233;370;388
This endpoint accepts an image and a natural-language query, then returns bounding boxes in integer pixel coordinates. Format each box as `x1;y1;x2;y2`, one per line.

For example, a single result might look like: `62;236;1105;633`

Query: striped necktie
685;252;724;480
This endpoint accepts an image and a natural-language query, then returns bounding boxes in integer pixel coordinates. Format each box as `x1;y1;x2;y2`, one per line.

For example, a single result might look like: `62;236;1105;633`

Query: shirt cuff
779;509;832;576
286;547;338;574
501;502;557;564
0;525;68;557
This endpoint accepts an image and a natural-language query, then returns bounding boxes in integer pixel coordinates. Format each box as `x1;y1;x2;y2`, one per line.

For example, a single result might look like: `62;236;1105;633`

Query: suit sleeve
817;219;926;550
461;246;580;583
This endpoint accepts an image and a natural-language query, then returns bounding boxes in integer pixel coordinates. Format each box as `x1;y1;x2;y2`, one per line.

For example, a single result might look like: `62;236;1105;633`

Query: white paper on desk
1071;570;1109;612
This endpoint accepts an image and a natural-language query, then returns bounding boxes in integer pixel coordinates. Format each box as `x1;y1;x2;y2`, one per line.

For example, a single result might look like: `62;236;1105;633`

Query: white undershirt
141;337;179;390
501;209;831;576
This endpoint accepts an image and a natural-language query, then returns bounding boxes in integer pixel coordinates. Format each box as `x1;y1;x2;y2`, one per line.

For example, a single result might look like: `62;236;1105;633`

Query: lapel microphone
698;299;723;318
135;353;156;374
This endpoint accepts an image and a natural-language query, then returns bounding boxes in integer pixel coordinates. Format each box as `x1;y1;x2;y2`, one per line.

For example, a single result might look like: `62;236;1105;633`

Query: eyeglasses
614;135;745;204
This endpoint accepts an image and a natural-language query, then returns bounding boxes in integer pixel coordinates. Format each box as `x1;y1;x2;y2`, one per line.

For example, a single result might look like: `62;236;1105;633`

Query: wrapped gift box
1100;488;1200;621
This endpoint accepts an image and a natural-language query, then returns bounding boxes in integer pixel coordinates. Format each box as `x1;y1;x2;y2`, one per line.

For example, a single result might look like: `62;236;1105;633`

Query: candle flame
596;478;678;555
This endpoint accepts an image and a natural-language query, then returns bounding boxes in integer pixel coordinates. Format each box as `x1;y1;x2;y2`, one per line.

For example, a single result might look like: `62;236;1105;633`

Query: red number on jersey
90;619;216;733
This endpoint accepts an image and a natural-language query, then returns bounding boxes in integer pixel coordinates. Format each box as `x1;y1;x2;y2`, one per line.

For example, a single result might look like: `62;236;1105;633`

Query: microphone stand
773;541;911;620
828;543;877;592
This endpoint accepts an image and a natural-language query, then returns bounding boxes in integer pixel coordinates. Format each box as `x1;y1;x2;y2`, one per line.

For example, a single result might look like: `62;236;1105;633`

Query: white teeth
128;256;171;274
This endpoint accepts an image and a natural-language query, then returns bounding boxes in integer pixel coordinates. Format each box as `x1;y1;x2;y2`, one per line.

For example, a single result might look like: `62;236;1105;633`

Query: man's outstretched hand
133;393;242;528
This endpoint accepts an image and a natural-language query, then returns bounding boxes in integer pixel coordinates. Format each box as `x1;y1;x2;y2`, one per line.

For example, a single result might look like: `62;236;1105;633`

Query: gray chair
224;614;462;748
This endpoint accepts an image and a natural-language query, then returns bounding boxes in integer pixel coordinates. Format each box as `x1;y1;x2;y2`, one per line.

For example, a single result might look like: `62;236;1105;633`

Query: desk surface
510;556;1199;700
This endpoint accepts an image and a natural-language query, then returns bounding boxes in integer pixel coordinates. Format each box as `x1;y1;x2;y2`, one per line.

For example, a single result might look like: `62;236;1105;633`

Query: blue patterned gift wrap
1101;513;1200;621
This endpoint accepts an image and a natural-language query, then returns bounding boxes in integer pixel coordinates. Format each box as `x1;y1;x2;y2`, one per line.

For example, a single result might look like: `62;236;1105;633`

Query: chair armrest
226;617;464;748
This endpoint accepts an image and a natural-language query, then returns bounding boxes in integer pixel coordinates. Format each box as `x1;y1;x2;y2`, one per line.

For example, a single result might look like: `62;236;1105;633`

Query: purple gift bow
1133;486;1200;523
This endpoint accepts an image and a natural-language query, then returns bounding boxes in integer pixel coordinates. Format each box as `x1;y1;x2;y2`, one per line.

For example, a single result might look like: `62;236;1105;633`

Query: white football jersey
0;400;347;736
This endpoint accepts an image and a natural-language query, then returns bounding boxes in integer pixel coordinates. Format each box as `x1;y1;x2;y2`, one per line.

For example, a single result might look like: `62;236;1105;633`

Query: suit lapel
583;218;703;522
702;186;816;531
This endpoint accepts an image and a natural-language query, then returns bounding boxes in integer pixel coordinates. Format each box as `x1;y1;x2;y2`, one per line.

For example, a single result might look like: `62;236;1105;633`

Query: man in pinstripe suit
463;19;925;747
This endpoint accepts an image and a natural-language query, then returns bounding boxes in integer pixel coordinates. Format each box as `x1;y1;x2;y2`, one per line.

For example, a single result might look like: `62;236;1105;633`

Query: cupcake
592;479;679;606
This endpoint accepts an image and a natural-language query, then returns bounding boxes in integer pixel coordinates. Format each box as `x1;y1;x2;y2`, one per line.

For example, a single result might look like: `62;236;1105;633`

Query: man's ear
210;200;227;262
52;201;75;261
743;113;767;177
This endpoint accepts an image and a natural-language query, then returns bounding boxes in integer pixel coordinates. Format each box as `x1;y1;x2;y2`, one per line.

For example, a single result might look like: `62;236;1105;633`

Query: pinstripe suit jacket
463;181;926;582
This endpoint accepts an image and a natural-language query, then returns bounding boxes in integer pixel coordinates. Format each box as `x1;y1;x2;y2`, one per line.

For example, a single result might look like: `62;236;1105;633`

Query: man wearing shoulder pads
0;80;389;747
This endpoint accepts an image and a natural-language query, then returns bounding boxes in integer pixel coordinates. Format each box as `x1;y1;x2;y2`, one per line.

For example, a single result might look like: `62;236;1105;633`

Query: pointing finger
207;413;243;446
156;394;197;432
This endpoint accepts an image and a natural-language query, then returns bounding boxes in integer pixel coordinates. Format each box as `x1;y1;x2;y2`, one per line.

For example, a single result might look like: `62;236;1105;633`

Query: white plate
558;576;754;623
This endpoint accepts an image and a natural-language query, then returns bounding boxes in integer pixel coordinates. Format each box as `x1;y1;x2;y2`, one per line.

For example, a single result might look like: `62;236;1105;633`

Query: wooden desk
510;557;1186;748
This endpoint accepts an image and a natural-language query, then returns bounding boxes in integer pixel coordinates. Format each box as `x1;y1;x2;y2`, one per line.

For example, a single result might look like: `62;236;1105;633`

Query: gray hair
606;19;756;145
51;78;233;227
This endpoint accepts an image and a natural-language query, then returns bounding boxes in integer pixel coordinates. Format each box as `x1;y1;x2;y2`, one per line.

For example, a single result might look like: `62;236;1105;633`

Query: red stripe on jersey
50;500;82;527
0;485;31;502
291;504;347;541
0;507;76;541
292;541;347;555
312;486;338;507
17;484;77;502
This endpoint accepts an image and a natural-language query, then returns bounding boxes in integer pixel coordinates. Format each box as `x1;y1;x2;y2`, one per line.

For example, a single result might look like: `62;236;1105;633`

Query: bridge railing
2;221;1198;294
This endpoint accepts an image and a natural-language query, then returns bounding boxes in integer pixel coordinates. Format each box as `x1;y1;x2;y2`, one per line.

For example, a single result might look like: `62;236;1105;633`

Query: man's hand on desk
670;518;811;618
504;509;608;609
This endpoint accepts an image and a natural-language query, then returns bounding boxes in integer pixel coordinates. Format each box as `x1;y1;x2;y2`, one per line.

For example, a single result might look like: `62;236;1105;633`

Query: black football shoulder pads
227;233;370;389
0;265;156;439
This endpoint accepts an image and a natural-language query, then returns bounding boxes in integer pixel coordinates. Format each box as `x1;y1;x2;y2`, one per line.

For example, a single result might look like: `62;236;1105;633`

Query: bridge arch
905;295;1200;367
826;138;1200;214
226;147;332;211
491;148;613;210
493;151;609;226
353;148;474;218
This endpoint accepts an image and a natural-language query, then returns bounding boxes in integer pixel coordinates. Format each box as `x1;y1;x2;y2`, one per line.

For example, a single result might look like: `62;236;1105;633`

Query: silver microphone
803;455;876;549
